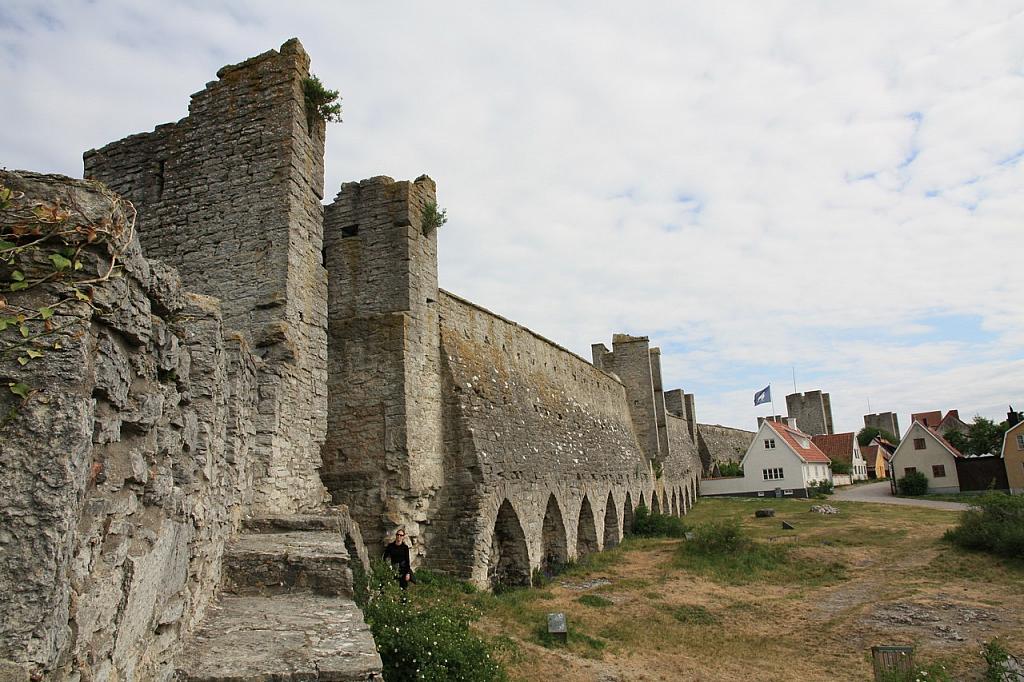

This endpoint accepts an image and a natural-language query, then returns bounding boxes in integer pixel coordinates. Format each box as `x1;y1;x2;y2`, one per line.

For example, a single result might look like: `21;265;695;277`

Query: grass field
421;497;1024;681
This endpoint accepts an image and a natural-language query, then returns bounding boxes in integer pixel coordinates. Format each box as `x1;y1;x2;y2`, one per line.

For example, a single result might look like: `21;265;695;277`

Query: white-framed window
1017;434;1024;450
764;438;776;449
763;467;784;480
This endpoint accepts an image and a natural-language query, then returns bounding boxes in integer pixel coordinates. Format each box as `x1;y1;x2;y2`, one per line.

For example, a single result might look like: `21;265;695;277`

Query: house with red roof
910;409;968;437
811;432;868;483
700;418;832;499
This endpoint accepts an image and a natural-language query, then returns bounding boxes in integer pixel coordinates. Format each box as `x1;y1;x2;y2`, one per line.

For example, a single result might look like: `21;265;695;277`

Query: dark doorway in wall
488;500;531;591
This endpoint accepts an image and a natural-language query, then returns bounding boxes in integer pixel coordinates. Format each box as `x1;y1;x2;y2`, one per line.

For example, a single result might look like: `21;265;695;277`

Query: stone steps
176;512;382;681
175;593;381;681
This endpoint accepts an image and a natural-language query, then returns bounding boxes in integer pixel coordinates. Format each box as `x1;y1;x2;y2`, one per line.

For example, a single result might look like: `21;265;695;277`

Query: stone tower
786;390;834;436
864;412;900;438
592;334;668;464
320;175;445;553
84;39;330;514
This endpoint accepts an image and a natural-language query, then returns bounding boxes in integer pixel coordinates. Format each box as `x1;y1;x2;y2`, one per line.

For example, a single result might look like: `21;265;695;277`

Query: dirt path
832;481;969;510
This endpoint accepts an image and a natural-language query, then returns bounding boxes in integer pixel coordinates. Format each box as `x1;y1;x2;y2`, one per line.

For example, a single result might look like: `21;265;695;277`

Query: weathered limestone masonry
786;390;834;436
0;172;259;679
694;423;756;468
864;411;900;438
84;39;329;515
432;297;702;585
321;175;444;554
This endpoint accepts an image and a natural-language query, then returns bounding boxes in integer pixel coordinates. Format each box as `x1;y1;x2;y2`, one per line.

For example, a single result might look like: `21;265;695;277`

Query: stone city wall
0;172;258;680
696;422;755;467
84;39;329;515
430;292;701;584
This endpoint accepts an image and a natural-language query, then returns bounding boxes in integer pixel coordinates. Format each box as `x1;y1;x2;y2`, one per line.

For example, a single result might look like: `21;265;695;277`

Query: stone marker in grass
755;509;775;518
547;612;567;643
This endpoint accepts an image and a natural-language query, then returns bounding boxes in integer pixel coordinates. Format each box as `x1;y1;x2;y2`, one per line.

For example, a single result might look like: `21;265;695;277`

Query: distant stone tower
864;412;900;438
786;390;834;436
592;334;668;464
320;175;444;553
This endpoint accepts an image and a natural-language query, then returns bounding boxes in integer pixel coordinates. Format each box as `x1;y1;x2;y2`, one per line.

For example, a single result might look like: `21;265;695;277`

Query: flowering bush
357;560;507;681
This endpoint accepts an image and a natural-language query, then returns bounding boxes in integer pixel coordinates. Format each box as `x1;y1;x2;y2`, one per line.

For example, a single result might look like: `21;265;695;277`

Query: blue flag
754;385;771;406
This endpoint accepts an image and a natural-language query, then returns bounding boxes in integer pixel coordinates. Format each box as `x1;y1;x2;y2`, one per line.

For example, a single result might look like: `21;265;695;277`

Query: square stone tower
786;390;834;436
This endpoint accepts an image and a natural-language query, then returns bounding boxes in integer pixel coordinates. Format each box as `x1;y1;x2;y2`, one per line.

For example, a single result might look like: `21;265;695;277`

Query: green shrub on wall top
302;75;342;123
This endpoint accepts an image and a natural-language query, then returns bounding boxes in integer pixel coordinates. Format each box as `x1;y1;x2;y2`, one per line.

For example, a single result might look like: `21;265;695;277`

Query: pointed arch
603;491;620;549
576;495;599;558
638;491;647;513
679;486;687;515
651;491;662;515
541;494;568;576
488;500;530;590
671;488;679;517
623;491;634;534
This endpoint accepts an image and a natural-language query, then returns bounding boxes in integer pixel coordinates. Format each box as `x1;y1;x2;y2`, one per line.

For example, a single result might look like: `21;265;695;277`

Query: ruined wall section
432;293;650;578
83;39;328;514
321;176;443;553
664;415;702;495
0;173;258;680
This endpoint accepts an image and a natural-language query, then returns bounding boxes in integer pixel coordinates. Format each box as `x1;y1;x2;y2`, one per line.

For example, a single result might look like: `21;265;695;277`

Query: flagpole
770;384;775;420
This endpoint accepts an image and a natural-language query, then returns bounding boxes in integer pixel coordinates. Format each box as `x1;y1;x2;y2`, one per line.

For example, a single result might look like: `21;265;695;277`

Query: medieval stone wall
0;173;258;680
83;39;328;515
424;292;709;584
696;422;755;467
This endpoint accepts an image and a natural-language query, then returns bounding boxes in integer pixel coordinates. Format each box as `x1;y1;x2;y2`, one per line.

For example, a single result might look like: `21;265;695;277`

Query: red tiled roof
862;444;880;462
811;432;856;465
927;424;963;457
911;410;943;428
766;420;831;463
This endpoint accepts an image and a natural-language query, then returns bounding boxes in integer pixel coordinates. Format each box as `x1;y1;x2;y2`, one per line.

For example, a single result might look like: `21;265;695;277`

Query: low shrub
675;519;845;585
944;493;1024;560
577;594;614;608
830;461;851;475
982;638;1011;682
632;504;689;538
898;470;929;496
716;461;743;477
358;560;507;681
807;479;834;495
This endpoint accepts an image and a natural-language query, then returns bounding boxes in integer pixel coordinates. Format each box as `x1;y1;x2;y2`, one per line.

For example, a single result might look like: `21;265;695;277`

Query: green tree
947;416;1009;455
857;426;899;447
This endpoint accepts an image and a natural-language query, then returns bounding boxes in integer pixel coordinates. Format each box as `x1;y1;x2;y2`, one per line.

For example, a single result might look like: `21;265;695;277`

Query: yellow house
1003;419;1024;495
890;421;963;494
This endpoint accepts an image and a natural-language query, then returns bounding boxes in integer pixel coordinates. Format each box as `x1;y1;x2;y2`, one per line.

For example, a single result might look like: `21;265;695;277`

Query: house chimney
786;417;798;429
946;409;959;421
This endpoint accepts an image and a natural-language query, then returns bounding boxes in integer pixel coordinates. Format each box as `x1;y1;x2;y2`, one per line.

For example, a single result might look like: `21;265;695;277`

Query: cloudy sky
2;1;1022;435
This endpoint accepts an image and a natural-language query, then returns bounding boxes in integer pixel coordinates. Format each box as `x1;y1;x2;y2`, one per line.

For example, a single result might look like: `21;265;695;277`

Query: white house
700;419;832;498
889;421;963;494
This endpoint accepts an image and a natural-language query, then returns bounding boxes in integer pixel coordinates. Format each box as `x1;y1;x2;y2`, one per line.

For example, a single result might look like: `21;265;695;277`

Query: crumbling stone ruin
1;39;727;679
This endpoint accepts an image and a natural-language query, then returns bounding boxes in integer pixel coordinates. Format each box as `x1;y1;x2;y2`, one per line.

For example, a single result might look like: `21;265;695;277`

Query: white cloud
2;0;1022;435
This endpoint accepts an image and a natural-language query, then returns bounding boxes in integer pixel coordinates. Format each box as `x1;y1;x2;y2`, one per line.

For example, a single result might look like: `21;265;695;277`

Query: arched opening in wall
671;489;679;517
541;494;569;578
680;486;687;515
602;491;620;549
651;491;662;515
576;496;599;558
638;491;647;514
623;492;634;534
488;500;531;591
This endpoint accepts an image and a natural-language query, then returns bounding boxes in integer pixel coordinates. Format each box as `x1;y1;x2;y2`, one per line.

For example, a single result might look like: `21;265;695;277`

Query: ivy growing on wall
0;180;134;427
